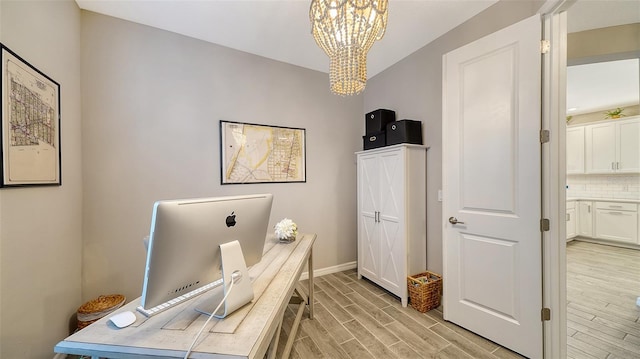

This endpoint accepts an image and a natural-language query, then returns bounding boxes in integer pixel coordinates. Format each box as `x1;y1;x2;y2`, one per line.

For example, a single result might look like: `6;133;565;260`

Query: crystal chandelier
309;0;388;96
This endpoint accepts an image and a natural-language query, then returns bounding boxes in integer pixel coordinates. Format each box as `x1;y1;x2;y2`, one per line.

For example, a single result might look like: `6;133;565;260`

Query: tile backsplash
567;174;640;200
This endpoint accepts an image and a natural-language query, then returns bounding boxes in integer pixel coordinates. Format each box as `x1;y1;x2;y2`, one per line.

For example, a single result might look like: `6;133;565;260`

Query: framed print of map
1;44;61;187
220;120;306;184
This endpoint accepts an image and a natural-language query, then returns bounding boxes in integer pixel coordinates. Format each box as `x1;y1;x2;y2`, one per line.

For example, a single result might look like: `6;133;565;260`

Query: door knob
449;217;465;225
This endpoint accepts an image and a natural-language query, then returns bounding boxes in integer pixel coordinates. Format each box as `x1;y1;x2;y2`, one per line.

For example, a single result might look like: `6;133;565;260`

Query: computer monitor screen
139;193;273;310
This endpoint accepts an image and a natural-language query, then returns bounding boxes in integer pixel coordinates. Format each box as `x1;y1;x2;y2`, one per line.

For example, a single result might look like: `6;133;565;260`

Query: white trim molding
299;261;357;281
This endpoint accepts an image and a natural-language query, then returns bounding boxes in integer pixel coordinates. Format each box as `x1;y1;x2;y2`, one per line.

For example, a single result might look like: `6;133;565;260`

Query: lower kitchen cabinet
578;201;593;237
566;201;577;240
594;202;638;244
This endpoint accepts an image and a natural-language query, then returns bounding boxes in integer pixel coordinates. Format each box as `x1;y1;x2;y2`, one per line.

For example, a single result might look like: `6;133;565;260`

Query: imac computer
137;193;273;318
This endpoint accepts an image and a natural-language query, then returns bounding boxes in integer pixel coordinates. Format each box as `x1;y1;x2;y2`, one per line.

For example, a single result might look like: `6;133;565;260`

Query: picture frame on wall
220;120;306;184
1;43;61;187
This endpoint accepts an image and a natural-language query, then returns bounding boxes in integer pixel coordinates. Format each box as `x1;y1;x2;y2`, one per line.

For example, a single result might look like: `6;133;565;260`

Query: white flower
274;218;298;240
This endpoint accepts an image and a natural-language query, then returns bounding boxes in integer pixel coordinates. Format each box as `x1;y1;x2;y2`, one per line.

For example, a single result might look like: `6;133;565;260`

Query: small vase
279;235;296;243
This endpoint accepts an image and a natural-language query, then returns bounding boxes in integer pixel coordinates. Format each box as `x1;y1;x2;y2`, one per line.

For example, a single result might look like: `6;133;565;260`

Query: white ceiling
74;0;499;77
567;59;639;115
566;1;640;115
74;0;639;111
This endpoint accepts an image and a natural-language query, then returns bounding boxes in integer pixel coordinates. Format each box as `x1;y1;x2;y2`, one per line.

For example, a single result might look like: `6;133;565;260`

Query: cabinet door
595;209;638;243
566;207;577;240
566;127;585;174
578;201;593;237
585;122;616;173
377;150;405;296
357;153;381;280
617;119;640;172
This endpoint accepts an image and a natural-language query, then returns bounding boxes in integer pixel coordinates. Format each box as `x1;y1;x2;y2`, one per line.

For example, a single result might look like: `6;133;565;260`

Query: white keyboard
137;278;224;317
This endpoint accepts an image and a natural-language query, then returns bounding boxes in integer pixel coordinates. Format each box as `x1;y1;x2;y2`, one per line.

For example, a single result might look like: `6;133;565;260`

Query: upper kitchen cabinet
567;126;585;174
585;116;640;173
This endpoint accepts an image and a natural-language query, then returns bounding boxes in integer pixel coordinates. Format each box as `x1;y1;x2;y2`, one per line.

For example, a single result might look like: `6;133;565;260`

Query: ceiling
566;1;640;115
75;0;638;111
74;0;499;77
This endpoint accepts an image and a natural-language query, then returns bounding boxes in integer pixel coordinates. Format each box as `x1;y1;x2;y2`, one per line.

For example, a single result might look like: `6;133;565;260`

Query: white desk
55;234;315;359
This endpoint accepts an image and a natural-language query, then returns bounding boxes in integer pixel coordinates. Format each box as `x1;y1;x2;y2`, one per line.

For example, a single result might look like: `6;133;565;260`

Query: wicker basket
76;294;125;330
407;271;442;313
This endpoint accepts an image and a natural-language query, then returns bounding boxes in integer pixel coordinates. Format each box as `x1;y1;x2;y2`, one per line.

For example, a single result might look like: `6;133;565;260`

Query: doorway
563;1;640;357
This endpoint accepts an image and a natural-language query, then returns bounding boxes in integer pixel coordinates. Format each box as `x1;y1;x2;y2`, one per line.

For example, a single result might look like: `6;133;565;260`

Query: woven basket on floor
76;294;125;330
407;271;442;313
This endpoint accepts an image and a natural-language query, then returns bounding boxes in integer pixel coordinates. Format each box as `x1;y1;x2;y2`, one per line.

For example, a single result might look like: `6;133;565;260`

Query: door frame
539;0;573;358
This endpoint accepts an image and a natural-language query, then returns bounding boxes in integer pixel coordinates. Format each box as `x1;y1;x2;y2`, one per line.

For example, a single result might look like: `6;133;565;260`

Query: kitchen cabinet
585;116;640;174
594;201;638;244
356;144;426;306
566;201;577;240
578;201;593;237
566;126;585;174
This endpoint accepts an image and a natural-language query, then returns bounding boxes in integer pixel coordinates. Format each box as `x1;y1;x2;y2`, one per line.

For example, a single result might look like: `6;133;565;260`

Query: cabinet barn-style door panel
357;144;426;306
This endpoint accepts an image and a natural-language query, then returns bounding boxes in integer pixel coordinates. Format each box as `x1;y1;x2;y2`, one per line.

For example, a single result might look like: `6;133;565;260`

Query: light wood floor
277;269;526;359
566;240;640;359
278;241;640;359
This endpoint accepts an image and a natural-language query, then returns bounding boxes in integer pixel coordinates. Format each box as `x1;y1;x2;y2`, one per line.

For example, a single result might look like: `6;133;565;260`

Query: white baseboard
299;261;356;281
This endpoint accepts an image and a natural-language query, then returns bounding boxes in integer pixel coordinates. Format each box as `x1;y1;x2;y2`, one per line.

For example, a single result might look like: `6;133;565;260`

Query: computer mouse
108;311;137;328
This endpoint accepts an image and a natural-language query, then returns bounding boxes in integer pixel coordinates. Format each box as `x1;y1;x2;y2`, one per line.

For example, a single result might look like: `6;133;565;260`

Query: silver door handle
449;217;465;225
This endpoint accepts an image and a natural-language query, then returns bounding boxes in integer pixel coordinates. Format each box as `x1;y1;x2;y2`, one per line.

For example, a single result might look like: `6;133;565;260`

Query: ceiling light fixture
310;0;388;96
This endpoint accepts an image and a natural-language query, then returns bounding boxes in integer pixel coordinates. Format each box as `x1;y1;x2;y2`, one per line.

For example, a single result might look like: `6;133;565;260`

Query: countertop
567;197;640;204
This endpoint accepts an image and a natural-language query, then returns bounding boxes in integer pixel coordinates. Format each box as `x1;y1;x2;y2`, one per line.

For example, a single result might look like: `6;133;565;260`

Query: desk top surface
55;234;315;359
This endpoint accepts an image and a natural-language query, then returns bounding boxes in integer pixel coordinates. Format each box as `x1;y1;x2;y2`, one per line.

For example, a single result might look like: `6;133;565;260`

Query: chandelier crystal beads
310;0;388;96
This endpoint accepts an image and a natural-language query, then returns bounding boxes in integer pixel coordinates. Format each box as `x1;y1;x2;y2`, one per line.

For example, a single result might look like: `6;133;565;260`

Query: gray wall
80;12;363;302
364;0;544;274
0;1;549;357
0;1;83;358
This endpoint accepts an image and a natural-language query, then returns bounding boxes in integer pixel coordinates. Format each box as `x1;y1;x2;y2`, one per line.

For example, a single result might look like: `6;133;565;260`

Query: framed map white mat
220;120;306;184
1;43;61;187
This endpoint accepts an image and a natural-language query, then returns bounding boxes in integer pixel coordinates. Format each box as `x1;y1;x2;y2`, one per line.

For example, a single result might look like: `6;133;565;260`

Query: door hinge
540;40;550;54
541;308;551;321
540;129;550;144
540;218;550;232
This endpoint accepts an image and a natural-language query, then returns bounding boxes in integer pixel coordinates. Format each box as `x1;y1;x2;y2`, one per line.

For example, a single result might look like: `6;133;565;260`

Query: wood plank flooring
277;269;525;359
279;241;640;359
566;240;640;359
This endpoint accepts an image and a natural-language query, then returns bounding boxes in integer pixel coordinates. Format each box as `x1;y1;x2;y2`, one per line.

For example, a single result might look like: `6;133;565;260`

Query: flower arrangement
274;218;298;242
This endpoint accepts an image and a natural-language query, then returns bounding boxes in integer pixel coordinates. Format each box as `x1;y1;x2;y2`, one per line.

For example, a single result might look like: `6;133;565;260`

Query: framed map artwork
1;44;61;187
220;120;306;184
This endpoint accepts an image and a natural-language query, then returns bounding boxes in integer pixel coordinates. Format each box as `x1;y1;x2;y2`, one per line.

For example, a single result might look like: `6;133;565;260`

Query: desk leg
267;317;283;359
308;247;314;320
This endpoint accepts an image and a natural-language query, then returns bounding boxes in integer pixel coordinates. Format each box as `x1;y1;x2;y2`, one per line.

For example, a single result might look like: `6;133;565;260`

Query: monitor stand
196;240;254;319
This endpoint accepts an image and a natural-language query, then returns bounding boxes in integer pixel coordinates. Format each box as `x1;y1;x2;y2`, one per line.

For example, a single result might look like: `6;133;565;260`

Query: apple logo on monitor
226;211;236;227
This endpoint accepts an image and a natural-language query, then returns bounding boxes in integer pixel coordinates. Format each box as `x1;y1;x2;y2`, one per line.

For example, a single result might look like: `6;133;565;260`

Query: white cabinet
356;144;426;307
594;202;638;244
566;201;577;240
566;126;585;174
578;201;593;237
585;117;640;173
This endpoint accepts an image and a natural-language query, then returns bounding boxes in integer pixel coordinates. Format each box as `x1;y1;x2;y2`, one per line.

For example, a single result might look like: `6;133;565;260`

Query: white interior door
442;14;542;358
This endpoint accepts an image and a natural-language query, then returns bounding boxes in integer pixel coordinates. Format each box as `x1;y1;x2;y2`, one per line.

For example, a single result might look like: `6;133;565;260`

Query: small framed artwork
1;43;61;187
220;120;306;184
